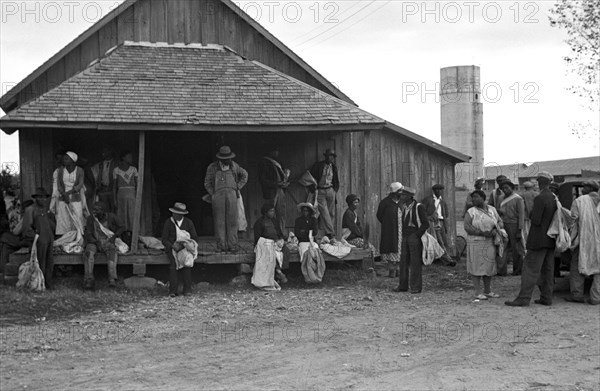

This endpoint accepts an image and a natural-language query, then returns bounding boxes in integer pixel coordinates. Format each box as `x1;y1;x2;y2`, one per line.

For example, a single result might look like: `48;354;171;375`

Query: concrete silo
440;65;484;189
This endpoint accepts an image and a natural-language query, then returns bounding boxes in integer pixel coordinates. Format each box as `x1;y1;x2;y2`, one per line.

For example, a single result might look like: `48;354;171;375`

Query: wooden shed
0;0;469;266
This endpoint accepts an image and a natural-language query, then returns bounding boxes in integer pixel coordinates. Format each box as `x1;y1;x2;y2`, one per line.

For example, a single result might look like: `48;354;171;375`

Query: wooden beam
130;130;146;253
1;121;385;135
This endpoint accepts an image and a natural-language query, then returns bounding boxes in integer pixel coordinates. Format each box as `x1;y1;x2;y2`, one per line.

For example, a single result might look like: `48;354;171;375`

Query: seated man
83;202;125;290
0;199;35;274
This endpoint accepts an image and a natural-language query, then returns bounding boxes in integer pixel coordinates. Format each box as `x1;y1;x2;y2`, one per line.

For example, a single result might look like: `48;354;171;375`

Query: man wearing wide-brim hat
421;184;456;267
565;179;600;305
204;146;248;252
161;203;200;297
498;179;525;276
308;148;339;239
506;171;558;307
31;187;56;289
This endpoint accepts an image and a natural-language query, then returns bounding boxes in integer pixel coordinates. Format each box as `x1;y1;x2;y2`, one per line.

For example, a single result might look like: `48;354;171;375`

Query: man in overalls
204;146;248;252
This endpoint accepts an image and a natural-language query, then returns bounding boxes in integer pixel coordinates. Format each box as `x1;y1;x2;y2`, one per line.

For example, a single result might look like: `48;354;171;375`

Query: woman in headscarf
113;151;138;232
50;151;88;236
252;203;286;290
377;182;404;277
295;203;325;283
342;194;365;247
464;190;503;300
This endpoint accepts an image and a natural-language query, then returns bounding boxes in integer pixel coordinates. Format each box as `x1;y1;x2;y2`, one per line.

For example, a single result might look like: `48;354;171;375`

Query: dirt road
1;266;599;390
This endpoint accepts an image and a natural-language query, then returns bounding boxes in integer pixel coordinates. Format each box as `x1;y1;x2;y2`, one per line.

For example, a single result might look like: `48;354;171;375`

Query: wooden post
131;130;146;253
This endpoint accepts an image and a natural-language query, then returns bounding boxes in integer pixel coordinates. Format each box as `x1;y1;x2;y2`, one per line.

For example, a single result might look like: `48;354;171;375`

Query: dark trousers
212;189;238;251
36;238;54;288
0;232;31;273
517;248;555;303
398;232;423;292
504;223;524;275
167;248;192;295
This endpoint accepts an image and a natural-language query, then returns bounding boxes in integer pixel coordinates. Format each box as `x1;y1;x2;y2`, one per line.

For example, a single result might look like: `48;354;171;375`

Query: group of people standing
460;172;600;306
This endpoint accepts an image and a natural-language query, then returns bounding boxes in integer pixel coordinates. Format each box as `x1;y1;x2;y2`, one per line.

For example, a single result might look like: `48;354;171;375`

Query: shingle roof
0;42;383;127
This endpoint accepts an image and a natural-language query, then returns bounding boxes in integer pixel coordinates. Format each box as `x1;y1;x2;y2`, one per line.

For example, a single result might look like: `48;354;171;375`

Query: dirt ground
1;261;599;391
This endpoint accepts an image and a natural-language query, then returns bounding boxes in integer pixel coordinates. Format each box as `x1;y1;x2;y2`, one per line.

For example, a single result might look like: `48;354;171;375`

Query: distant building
483;156;600;189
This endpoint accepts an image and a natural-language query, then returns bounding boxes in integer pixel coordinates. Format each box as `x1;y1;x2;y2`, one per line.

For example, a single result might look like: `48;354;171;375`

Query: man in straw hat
162;203;199;297
83;201;125;290
308;148;339;239
566;180;600;305
421;184;456;267
204;146;248;252
506;171;557;306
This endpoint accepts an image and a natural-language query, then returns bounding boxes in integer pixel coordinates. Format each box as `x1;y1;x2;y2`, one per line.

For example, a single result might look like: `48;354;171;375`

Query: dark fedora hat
323;148;337;157
216;145;236;160
169;202;189;215
432;184;445;191
32;187;51;198
500;179;516;188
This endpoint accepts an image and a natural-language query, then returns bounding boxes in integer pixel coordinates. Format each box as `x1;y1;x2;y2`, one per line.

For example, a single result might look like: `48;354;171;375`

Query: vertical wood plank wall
20;128;458;249
13;0;338;110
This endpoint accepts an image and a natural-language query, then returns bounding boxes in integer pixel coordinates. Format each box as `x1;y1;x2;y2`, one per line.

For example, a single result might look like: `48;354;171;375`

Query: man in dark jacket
83;201;125;290
309;148;339;239
162;202;199;297
394;187;430;294
258;147;289;235
421;184;456;266
488;175;508;208
505;172;558;306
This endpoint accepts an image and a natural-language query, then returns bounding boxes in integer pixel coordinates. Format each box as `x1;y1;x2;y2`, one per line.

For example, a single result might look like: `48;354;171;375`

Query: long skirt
55;201;85;235
116;187;136;231
466;236;497;276
251;237;282;291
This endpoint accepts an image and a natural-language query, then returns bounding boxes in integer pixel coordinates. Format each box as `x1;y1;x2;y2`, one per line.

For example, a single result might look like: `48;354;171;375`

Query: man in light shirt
421;184;456;267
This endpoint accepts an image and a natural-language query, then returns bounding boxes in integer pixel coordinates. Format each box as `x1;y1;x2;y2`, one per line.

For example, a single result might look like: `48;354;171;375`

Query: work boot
504;298;529;307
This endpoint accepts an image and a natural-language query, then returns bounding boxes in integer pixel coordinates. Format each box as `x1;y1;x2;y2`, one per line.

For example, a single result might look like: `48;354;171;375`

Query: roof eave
384;122;471;163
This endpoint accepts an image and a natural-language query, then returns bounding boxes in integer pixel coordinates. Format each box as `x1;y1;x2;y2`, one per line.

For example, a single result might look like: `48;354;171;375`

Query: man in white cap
565;180;600;305
506;171;557;307
204;146;248;252
521;181;538;243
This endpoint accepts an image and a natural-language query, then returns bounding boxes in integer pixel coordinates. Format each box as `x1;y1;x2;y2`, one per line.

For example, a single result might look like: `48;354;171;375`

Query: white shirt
434;195;444;220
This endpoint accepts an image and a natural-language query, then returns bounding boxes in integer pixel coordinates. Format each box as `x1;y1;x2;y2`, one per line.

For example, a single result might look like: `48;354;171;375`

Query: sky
1;0;598;173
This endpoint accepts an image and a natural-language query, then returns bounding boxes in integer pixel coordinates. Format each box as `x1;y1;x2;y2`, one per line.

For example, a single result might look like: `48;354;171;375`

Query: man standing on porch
91;146;117;213
309;148;339;239
204;146;248;252
259;147;290;235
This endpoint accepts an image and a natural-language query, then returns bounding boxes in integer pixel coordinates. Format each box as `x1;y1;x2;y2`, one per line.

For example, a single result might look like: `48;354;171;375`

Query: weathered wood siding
13;0;334;110
20;128;458;251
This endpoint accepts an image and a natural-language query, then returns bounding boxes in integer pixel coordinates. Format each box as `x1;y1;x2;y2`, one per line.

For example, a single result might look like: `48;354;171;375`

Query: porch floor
8;238;374;267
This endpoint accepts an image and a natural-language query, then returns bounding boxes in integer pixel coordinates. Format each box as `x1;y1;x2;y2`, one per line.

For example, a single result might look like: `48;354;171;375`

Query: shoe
183;292;192;297
534;299;552;306
586;298;600;305
108;279;116;288
83;279;95;291
485;292;500;298
410;290;422;294
393;287;408;292
511;273;521;276
475;294;488;300
445;261;457;267
169;293;177;298
564;296;585;303
504;299;529;307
